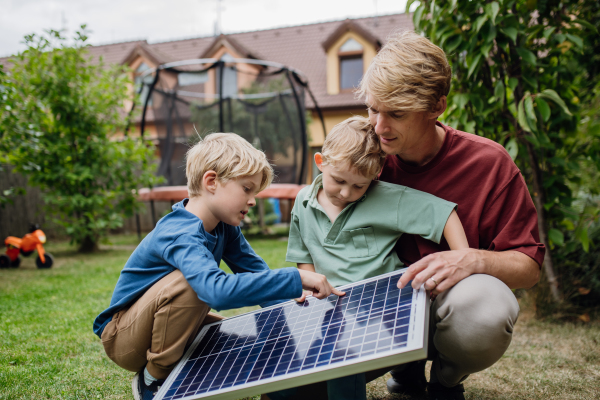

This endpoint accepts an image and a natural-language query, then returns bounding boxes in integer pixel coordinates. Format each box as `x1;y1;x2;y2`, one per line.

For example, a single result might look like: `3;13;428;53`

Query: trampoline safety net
136;59;319;186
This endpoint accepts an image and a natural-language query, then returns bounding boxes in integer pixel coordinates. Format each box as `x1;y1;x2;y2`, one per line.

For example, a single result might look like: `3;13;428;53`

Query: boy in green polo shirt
266;116;469;400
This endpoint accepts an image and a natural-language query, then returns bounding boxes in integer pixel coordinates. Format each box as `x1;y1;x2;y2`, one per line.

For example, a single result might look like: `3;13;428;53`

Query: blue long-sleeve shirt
93;199;302;338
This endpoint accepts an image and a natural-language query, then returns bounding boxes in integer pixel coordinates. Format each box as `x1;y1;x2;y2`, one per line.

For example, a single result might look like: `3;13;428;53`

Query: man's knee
432;274;519;370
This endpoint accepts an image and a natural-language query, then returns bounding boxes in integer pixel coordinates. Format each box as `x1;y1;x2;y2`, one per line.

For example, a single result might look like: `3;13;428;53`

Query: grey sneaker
132;371;165;400
427;382;465;400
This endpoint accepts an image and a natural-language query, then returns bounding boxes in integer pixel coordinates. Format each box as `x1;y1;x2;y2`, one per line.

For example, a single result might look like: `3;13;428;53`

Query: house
0;14;414;236
84;13;414;183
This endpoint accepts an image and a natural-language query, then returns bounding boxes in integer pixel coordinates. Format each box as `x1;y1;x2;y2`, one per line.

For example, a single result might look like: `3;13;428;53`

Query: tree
407;0;600;305
0;27;161;252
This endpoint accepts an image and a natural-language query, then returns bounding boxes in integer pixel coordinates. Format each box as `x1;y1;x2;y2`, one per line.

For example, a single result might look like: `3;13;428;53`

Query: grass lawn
1;233;598;399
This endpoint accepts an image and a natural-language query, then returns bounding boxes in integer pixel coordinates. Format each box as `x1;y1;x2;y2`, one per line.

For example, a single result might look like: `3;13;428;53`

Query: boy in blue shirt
266;117;468;400
93;133;343;400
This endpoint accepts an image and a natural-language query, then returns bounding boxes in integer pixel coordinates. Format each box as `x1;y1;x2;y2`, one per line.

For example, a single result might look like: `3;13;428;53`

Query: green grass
1;234;599;399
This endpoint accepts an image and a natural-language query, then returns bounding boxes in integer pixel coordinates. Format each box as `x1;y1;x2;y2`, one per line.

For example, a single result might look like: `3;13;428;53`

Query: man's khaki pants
101;270;216;380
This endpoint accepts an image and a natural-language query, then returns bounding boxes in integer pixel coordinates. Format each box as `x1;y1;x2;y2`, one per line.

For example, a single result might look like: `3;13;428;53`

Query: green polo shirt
287;175;457;287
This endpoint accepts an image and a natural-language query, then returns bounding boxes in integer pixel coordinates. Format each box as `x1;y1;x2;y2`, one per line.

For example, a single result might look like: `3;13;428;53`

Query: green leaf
554;33;566;44
573;19;598;34
480;42;493;58
517;98;532;133
524;95;537;123
548;228;564;247
453;93;469;109
405;0;418;12
543;27;556;40
485;2;500;25
505;138;519;160
538;89;572;116
446;35;462;53
467;53;482;78
413;5;426;30
501;27;518;43
565;34;584;49
508;78;518;92
474;15;488;34
516;47;537;65
577;226;590;253
494;80;505;104
486;23;497;42
535;97;551;122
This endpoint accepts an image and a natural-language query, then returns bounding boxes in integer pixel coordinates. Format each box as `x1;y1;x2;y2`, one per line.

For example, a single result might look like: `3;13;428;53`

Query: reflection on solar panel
155;269;429;400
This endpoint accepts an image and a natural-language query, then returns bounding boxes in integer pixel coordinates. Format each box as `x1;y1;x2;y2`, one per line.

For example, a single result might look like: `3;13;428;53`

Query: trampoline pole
150;200;157;227
286;70;308;185
140;69;160;140
218;61;224;132
136;213;141;240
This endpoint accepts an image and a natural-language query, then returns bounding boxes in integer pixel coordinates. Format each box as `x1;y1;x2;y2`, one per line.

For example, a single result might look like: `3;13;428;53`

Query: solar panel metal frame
155;268;429;400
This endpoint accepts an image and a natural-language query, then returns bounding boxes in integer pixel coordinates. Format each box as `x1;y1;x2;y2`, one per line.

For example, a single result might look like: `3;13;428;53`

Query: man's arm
398;249;540;295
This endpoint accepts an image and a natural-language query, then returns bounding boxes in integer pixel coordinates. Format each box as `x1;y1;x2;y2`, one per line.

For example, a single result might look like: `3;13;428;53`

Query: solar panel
155;268;429;400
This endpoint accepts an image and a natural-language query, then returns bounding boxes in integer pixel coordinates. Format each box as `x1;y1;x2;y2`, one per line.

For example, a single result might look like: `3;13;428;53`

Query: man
357;31;544;399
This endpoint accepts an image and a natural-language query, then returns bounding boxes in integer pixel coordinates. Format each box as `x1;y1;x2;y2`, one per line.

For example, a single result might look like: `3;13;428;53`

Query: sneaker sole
132;372;142;400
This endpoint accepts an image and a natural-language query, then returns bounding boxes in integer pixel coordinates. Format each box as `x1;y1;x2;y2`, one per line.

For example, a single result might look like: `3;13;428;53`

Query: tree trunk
78;236;99;253
523;141;562;303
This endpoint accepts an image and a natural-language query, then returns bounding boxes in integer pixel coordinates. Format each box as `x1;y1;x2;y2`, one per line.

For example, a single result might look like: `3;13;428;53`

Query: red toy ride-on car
1;225;54;269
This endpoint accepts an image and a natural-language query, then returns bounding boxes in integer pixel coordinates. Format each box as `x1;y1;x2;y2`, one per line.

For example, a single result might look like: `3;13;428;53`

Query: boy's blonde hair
186;133;273;197
358;31;452;113
321;116;386;178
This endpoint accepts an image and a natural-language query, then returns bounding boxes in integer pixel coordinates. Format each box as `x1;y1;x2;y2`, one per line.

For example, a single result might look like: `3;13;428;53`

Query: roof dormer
322;20;381;95
201;34;263;99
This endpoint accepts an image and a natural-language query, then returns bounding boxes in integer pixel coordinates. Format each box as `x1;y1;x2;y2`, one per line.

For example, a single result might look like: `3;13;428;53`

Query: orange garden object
1;225;54;269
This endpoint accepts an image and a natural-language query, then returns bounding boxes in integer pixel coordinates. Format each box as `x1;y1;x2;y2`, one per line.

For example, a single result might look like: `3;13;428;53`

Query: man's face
366;96;431;156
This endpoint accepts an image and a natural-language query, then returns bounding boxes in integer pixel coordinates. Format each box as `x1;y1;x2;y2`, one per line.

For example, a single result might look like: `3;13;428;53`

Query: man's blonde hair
186;133;273;197
358;31;452;112
321;116;386;178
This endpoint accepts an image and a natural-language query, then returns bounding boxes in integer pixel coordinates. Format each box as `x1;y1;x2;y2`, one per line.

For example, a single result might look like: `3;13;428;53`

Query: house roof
321;18;382;52
0;14;413;110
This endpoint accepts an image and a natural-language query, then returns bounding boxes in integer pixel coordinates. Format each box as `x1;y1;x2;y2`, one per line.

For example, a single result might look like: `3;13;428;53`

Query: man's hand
298;269;345;299
397;249;482;295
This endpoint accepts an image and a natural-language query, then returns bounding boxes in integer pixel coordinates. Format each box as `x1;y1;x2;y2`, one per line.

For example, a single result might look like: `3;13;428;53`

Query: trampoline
129;57;324;231
132;57;325;186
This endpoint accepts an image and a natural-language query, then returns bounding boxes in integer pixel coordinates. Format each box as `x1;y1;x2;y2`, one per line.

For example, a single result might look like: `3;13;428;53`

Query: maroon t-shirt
379;122;545;267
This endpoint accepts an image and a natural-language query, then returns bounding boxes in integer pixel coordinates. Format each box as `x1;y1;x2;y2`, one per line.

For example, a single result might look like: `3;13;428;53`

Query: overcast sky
1;0;415;57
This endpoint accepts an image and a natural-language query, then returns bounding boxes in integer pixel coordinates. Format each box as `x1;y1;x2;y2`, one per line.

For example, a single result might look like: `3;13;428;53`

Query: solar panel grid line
155;269;429;400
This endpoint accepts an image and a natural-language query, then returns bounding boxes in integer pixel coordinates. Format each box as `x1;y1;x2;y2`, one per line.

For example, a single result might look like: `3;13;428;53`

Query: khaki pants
101;270;217;380
267;274;519;399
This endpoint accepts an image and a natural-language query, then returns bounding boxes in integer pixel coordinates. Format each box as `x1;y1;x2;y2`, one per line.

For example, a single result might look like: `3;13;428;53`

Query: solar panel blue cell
155;269;429;400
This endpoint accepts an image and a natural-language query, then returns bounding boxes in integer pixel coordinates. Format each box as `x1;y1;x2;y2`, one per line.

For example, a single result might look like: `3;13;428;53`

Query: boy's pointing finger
332;288;346;297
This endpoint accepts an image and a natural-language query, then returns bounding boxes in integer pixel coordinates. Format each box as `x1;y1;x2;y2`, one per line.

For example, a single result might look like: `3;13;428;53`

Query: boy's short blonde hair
358;31;452;113
186;133;273;197
321;116;386;178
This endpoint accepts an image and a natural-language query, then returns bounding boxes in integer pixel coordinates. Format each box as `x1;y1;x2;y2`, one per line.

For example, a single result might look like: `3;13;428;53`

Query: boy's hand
295;290;313;302
298;269;345;299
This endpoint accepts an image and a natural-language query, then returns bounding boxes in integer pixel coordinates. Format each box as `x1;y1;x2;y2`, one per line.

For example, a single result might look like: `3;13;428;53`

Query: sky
0;0;415;57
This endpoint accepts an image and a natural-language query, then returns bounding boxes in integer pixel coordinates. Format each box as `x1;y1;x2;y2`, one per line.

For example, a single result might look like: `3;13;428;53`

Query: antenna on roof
373;0;379;27
61;11;68;34
214;0;225;36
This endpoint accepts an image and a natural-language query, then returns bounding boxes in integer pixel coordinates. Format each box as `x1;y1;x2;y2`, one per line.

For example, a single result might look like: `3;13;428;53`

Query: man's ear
314;153;324;172
429;95;447;120
202;170;218;194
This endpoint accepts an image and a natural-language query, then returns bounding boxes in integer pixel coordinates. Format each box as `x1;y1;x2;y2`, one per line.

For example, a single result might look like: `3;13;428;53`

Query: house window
134;62;153;105
339;38;363;91
215;53;238;98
